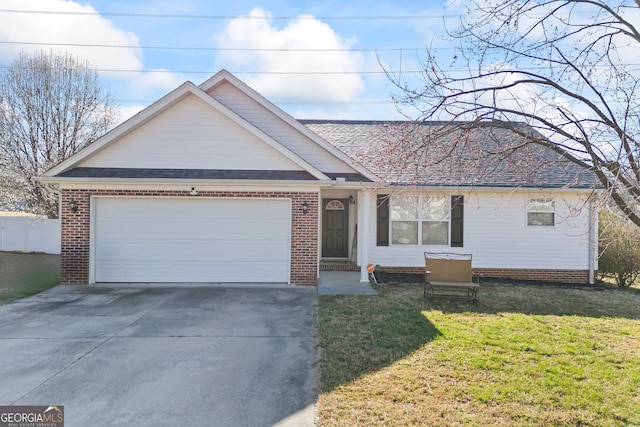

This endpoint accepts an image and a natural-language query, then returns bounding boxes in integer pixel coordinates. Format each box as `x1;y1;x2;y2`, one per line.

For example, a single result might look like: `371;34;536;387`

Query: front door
322;199;349;258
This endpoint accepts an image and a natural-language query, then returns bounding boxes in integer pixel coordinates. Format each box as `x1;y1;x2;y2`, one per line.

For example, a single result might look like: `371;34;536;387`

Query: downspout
317;192;322;281
588;196;597;285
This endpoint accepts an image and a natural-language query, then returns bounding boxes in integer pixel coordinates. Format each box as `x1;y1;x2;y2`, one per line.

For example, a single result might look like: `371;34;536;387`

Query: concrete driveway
0;283;317;427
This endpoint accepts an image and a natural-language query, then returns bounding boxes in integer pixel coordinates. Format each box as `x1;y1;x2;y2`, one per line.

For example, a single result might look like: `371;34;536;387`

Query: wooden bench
424;252;480;302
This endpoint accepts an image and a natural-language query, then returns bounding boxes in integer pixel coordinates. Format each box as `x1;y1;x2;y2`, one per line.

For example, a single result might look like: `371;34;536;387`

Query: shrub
598;211;640;287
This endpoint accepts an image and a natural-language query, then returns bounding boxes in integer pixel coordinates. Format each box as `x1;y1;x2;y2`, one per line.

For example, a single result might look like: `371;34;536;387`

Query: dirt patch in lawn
0;251;60;304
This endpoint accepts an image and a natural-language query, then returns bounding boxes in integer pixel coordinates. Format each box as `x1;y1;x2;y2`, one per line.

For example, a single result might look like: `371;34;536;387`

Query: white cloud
124;70;187;97
116;104;146;122
0;1;195;105
214;8;365;103
0;0;142;71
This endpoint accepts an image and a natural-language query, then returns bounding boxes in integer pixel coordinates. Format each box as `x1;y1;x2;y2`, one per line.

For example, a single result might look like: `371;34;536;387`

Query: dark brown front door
322;199;349;258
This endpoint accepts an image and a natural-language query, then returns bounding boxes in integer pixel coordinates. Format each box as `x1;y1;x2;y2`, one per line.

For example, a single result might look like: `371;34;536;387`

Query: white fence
0;216;61;254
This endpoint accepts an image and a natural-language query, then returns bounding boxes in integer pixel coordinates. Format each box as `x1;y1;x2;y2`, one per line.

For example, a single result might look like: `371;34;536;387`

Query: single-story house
38;70;599;286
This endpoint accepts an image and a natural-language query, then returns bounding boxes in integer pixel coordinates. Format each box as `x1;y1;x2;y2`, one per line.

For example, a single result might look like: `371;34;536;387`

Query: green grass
317;283;640;426
0;252;60;304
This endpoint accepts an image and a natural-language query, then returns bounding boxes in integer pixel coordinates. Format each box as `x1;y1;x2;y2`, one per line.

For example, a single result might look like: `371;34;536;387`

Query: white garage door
93;198;291;283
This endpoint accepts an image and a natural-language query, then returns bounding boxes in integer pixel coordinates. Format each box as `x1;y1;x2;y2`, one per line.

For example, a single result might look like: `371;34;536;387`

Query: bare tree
389;0;640;226
0;51;118;218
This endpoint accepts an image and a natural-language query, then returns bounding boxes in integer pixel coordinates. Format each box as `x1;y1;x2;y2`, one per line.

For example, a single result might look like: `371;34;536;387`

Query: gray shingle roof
301;120;598;189
58;168;319;181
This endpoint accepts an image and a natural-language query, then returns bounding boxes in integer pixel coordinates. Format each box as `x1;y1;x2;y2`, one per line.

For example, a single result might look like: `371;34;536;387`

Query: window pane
422;196;449;220
527;198;555;226
528;212;554;226
391;196;418;220
392;221;418;244
422;221;448;245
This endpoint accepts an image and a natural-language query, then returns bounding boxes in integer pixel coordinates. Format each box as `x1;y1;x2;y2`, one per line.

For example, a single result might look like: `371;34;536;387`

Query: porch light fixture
301;202;309;215
69;199;79;212
348;194;355;204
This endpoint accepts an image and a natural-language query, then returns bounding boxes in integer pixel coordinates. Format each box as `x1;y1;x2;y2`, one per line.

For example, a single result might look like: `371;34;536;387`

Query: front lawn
0;251;60;304
317;283;640;426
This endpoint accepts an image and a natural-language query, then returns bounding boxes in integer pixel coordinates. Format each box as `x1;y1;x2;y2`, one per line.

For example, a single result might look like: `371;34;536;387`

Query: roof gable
79;94;303;171
200;71;376;180
43;78;332;181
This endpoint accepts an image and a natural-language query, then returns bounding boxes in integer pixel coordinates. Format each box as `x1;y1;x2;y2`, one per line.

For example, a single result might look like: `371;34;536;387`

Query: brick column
290;193;318;285
60;190;91;284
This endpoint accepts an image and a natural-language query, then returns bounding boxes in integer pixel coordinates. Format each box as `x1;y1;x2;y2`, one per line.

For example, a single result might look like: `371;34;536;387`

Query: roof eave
382;182;600;192
37;176;336;186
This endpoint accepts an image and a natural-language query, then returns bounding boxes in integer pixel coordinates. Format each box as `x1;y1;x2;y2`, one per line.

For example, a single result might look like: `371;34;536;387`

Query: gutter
35;178;383;196
36;176;333;187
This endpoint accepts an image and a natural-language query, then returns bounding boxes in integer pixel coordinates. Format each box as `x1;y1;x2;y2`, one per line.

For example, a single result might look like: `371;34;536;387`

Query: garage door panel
98;260;287;282
98;219;146;235
187;219;289;239
95;262;122;281
97;238;289;259
112;261;215;282
94;198;291;283
99;218;289;239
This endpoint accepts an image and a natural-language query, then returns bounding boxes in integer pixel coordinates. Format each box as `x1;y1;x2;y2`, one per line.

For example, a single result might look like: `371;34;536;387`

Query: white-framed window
390;195;449;245
527;198;555;226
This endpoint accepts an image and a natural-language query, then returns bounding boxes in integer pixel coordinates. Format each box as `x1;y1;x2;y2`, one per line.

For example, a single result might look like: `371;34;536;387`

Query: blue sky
0;0;464;121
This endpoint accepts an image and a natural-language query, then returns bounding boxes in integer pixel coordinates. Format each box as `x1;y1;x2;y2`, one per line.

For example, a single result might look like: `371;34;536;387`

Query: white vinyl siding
81;95;303;171
368;191;592;270
93;198;290;283
208;82;357;173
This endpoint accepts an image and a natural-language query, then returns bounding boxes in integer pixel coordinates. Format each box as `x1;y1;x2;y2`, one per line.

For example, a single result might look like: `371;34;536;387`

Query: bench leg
468;287;479;302
424;284;479;302
423;282;433;298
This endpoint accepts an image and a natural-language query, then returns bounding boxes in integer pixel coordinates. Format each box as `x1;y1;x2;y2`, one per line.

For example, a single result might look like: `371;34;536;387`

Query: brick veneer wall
375;266;591;284
60;189;319;285
472;268;590;284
